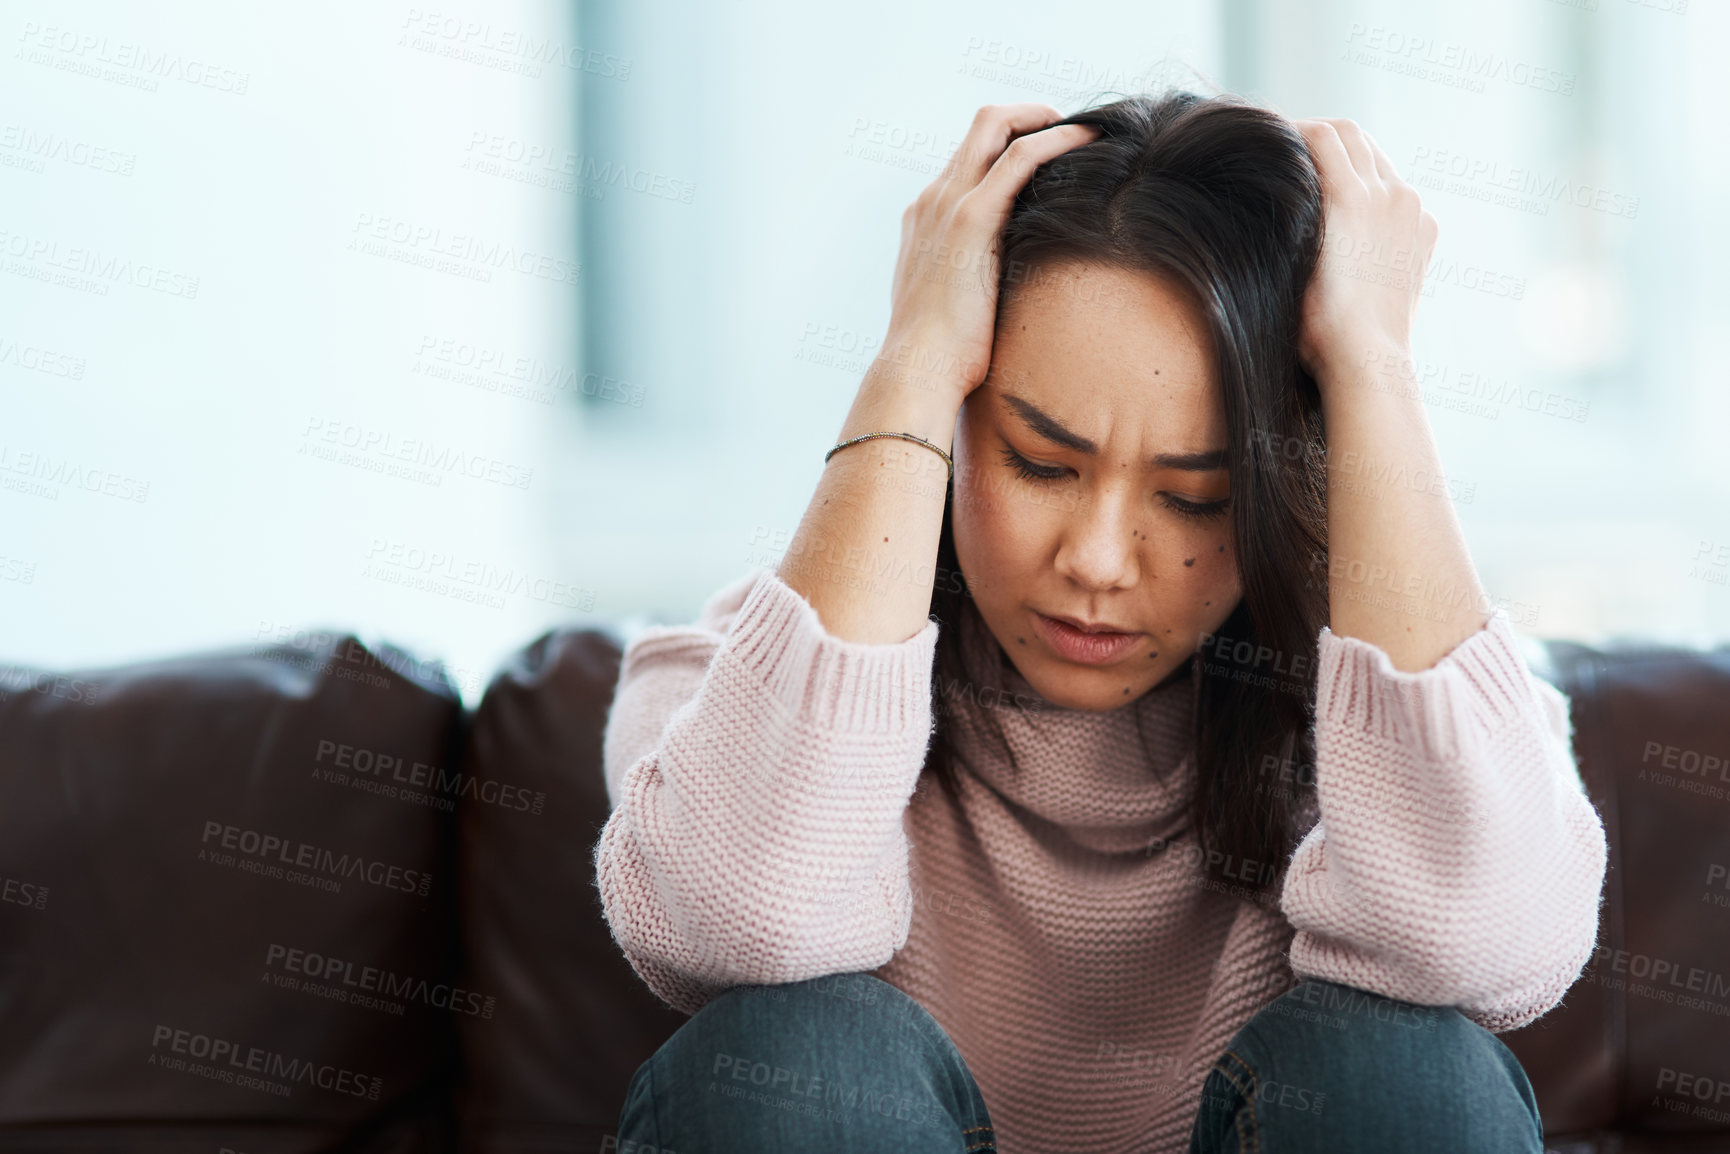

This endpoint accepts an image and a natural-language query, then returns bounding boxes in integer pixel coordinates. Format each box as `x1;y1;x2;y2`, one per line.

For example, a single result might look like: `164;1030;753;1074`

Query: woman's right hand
879;104;1100;404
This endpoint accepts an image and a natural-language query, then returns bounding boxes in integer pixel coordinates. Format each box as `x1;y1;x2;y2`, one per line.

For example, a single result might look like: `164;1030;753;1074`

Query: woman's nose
1053;489;1141;591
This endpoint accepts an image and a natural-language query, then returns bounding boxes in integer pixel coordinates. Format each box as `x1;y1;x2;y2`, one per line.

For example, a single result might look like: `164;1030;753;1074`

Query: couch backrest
0;636;465;1153
453;628;686;1154
1501;640;1730;1143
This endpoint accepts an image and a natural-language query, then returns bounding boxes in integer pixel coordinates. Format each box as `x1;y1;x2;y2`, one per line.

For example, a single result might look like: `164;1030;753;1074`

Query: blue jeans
615;971;1544;1153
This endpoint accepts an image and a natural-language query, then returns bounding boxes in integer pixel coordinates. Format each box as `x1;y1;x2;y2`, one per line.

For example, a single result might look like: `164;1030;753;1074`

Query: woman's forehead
996;263;1216;384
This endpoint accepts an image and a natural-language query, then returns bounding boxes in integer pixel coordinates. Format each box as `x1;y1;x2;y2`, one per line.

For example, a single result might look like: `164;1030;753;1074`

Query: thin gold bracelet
825;431;953;483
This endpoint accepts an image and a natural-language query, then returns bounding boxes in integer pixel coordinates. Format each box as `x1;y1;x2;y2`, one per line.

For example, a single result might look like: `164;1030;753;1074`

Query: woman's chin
1011;660;1143;713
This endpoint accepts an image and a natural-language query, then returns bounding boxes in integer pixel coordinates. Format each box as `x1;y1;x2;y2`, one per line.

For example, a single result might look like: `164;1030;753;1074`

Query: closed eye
999;445;1066;482
998;444;1231;522
1159;493;1231;522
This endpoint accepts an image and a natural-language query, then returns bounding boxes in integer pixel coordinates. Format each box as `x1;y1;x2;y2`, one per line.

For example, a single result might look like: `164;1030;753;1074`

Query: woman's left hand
1294;119;1489;673
1292;117;1438;387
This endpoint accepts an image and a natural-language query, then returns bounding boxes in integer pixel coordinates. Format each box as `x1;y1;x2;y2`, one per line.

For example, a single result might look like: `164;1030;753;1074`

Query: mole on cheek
1183;558;1195;567
1016;636;1026;645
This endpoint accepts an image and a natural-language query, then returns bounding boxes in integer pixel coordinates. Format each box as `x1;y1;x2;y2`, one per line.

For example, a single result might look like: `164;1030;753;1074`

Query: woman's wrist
840;374;961;459
1313;337;1434;423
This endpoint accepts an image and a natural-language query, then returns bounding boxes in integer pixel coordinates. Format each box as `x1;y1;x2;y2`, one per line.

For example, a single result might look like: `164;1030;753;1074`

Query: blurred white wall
3;0;1726;703
1;2;587;699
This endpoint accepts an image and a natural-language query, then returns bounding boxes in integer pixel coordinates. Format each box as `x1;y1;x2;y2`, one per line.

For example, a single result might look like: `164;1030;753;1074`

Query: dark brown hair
925;90;1330;894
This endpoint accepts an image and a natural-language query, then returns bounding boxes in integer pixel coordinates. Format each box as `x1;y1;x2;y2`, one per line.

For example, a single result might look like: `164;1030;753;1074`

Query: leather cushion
454;629;684;1153
0;635;465;1152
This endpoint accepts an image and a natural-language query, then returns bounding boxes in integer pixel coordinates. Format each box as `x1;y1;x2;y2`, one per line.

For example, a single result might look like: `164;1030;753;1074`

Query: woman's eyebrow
1000;392;1227;471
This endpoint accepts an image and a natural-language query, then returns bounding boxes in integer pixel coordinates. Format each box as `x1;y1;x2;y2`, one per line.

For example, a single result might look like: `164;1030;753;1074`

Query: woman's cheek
1177;537;1239;612
969;496;1047;585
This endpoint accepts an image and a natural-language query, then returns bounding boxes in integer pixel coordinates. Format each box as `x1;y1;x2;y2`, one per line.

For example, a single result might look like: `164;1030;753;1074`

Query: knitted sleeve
592;566;940;1015
1277;612;1610;1033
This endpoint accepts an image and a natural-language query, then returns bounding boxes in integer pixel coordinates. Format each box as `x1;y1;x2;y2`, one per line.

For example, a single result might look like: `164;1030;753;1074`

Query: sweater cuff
725;567;940;735
1315;612;1538;764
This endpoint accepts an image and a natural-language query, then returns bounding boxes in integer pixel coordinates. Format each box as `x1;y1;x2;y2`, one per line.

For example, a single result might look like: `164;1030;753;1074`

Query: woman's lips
1031;611;1143;665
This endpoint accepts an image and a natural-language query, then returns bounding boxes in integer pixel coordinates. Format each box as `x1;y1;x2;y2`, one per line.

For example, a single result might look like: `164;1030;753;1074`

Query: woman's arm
780;105;1098;644
1278;615;1608;1032
1276;120;1608;1030
593;565;942;1014
1294;118;1487;674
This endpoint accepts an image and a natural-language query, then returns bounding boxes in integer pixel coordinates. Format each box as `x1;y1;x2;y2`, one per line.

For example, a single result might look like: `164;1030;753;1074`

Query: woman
594;91;1607;1153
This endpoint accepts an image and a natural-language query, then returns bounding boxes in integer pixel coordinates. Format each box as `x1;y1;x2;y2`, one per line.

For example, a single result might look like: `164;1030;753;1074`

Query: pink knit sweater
594;566;1607;1153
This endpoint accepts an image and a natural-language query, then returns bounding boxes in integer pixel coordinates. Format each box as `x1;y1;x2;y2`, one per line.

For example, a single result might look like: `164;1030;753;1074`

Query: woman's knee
650;972;947;1080
621;971;993;1153
1193;980;1542;1152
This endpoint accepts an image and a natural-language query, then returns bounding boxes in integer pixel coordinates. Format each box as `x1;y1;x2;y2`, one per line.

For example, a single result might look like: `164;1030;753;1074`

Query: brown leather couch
1;626;1726;1152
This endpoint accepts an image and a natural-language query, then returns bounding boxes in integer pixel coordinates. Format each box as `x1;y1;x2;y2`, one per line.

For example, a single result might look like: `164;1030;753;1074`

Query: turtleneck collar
938;593;1199;855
